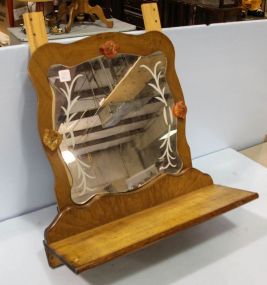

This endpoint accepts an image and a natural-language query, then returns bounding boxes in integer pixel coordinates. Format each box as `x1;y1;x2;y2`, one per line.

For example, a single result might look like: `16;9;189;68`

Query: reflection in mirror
48;52;183;204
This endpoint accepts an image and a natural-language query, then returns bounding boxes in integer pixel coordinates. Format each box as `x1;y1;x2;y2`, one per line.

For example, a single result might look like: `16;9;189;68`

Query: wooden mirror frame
29;31;192;210
28;31;258;273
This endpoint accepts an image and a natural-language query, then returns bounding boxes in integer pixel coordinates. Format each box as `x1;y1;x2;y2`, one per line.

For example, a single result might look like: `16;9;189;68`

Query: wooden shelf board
47;185;258;274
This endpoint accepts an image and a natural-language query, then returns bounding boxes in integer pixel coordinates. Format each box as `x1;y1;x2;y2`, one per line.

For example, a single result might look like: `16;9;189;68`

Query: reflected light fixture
62;150;76;164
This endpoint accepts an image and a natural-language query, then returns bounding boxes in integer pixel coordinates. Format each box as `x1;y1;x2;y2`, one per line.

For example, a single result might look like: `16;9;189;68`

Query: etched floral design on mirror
48;51;183;204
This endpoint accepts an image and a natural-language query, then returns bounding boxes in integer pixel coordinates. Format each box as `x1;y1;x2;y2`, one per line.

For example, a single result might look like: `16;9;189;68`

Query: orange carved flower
172;101;187;119
99;40;119;59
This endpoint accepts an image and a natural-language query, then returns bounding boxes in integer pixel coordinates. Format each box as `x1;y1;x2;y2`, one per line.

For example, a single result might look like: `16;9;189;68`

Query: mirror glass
48;52;183;204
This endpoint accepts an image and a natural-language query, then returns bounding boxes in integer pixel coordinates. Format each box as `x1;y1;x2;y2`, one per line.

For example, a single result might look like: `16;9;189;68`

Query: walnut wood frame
28;32;258;273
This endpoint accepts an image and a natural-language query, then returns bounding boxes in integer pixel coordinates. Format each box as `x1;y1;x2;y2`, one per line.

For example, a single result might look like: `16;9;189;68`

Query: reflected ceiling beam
70;95;104;114
70;87;170;115
59;101;163;133
63;119;151;147
74;135;136;155
74;128;143;150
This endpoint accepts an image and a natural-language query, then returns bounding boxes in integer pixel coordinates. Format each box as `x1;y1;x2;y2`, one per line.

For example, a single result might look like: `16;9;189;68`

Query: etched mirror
29;32;191;210
48;51;183;204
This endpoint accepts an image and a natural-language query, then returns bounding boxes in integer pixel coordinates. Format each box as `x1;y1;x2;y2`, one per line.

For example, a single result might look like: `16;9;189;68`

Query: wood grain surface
45;168;213;244
47;184;258;273
23;12;48;55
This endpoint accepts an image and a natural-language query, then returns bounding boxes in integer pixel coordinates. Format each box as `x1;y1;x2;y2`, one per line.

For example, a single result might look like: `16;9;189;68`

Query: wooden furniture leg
89;13;97;22
56;3;68;25
63;0;113;33
85;4;113;28
23;12;48;54
65;2;79;33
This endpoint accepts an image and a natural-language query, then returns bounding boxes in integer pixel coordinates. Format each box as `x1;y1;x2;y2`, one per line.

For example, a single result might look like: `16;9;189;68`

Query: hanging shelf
25;4;258;274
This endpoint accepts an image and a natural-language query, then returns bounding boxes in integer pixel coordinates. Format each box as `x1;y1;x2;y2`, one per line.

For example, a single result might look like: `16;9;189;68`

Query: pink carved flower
172;101;187;119
99;40;119;59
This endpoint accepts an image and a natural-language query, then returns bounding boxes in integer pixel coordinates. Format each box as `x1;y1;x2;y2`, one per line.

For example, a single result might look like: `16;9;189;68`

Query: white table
0;148;266;284
8;18;136;44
